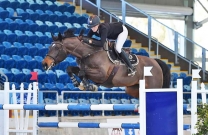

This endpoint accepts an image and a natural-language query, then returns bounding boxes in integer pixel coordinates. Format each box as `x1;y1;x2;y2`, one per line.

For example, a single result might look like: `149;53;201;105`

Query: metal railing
74;0;208;80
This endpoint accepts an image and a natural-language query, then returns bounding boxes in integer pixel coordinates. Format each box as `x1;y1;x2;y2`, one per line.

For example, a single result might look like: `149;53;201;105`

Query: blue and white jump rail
0;104;139;111
0;68;203;135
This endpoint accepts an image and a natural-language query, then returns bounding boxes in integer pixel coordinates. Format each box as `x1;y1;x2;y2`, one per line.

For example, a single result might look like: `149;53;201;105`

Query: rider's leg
116;25;136;77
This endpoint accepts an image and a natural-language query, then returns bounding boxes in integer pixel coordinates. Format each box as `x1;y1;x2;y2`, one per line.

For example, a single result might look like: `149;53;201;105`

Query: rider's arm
87;30;94;38
99;27;108;47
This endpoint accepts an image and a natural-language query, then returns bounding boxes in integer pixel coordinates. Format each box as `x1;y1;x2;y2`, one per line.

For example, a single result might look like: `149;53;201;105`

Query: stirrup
128;68;136;77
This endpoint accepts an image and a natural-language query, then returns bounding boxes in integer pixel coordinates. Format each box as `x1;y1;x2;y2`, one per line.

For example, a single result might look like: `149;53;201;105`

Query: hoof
78;82;85;90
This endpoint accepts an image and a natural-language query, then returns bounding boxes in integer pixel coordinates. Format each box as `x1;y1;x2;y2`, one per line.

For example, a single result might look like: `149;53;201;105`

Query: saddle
105;41;139;66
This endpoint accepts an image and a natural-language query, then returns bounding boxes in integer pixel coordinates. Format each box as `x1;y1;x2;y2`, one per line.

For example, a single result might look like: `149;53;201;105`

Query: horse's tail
154;59;171;88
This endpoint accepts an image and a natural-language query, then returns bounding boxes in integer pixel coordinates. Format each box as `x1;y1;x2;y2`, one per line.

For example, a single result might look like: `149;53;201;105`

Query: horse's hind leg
126;84;140;98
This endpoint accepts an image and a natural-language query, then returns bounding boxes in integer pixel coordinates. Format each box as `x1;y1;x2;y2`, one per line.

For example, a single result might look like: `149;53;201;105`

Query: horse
42;29;171;98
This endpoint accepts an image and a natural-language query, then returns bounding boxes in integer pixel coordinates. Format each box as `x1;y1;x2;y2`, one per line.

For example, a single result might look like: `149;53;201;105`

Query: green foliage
194;104;208;135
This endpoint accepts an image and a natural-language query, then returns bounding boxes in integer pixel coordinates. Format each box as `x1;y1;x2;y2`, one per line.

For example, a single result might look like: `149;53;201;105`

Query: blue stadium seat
12;55;27;70
0;0;10;9
5;18;18;31
45;21;58;33
171;72;178;82
0;31;7;43
23;55;38;70
78;98;89;104
56;83;69;95
13;42;28;56
77;15;88;25
22;68;32;82
15;19;30;32
89;98;100;104
34;56;43;69
28;1;39;11
35;31;49;44
17;0;29;10
0;68;13;82
123;40;132;47
121;98;131;104
8;0;19;10
44;83;57;90
0;19;9;31
45;10;58;23
25;19;39;32
34;43;48;57
67;5;75;14
66;83;79;91
14;30;29;43
54;11;68;22
4;29;17;43
179;72;187;79
64;22;74;29
25;31;39;43
11;68;25;83
55;70;69;84
73;23;84;35
35;9;49;22
25;9;39;21
130;98;139;104
6;7;14;18
16;8;29;20
110;98;121;104
44;32;53;43
35;20;48;32
9;82;20;89
1;55;16;70
0;9;9;19
0;43;5;55
24;43;38;57
54;22;67;33
33;69;47;83
36;0;48;11
57;60;70;71
56;2;68;14
46;70;57;84
45;1;58;12
2;41;17;56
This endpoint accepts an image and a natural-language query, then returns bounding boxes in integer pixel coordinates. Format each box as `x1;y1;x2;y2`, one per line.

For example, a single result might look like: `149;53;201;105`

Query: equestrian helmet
87;15;100;28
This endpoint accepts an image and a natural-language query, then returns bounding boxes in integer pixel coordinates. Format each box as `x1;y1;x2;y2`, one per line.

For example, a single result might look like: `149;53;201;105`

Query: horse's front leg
79;76;98;91
66;66;80;87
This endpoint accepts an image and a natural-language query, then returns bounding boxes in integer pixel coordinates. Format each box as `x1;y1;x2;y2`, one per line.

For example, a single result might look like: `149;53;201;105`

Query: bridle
46;41;67;70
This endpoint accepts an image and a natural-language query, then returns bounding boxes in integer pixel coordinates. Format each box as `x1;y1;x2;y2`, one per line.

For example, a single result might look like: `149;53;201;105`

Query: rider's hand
89;40;92;44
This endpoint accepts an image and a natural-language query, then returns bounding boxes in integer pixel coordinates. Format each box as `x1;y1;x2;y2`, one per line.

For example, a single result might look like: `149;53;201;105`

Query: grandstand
0;0;201;119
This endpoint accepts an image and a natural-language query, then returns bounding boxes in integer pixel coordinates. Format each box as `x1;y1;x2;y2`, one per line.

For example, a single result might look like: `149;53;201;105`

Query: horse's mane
63;28;76;38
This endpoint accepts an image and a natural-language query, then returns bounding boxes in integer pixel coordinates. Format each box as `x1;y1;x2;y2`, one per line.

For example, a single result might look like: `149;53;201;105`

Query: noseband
46;42;67;66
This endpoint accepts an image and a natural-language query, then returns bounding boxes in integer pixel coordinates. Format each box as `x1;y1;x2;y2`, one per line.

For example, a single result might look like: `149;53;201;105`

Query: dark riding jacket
87;22;123;47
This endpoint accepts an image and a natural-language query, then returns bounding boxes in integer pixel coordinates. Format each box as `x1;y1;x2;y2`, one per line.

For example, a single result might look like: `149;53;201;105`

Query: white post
139;79;146;135
4;82;10;135
191;80;197;134
176;79;183;135
24;83;32;135
32;82;38;135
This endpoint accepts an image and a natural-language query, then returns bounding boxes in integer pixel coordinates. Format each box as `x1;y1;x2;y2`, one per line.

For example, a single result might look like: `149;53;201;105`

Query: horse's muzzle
42;62;48;71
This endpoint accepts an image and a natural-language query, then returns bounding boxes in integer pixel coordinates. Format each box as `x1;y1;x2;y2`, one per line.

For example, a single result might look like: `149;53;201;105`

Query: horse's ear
79;29;85;37
58;32;62;41
51;33;56;41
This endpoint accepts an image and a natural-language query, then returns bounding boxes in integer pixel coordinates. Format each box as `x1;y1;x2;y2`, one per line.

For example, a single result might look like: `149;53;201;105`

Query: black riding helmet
87;15;100;28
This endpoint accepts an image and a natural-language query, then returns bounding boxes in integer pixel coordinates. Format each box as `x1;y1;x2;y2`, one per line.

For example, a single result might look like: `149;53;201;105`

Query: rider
85;15;136;77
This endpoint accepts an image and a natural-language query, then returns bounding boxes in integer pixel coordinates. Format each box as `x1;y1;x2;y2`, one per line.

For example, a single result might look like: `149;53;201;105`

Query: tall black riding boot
119;51;136;77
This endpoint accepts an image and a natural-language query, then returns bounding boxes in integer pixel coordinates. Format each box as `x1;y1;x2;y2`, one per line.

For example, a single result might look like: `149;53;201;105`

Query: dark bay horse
42;29;170;98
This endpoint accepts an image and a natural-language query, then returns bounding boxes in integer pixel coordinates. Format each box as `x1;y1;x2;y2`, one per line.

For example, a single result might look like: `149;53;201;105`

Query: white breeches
115;25;128;53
